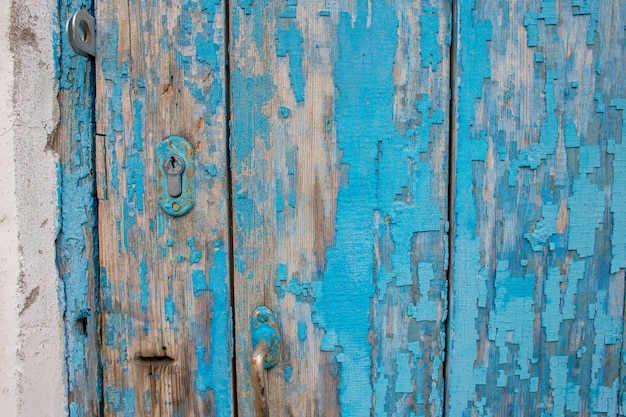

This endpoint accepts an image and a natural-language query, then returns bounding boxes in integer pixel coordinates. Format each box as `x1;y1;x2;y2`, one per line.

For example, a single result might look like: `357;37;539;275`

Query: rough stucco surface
0;0;65;415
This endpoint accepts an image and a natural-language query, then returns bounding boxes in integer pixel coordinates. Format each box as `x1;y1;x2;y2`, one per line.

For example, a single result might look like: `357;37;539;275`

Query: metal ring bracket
66;10;96;57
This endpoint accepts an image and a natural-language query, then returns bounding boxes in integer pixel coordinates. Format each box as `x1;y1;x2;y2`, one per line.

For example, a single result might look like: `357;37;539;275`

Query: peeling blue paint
589;290;621;414
539;0;558;25
139;260;149;313
543;267;565;342
567;176;605;257
297;322;307;341
187;238;203;264
609;100;626;273
164;297;175;323
448;1;492;413
56;0;102;413
278;106;290;119
420;6;443;71
524;13;539;47
564;122;581;148
373;367;388;416
310;0;447;413
517;143;542;170
524;202;557;251
572;0;599;45
407;263;439;322
192;270;208;295
488;262;535;380
550;355;568;417
540;70;559;158
593;96;606;116
195;245;231;416
275;22;305;102
395;352;413;393
309;3;394;415
143;390;151;414
230;69;274;176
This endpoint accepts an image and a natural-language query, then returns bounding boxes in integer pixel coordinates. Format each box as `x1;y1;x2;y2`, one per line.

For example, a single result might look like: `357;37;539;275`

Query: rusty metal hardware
251;306;281;417
156;136;195;217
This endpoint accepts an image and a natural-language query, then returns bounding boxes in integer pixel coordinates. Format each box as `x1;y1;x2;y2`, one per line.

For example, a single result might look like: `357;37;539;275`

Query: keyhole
163;155;185;198
163;155;185;176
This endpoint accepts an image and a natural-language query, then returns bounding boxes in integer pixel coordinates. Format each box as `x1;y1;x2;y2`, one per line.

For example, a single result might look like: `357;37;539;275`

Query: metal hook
251;307;281;417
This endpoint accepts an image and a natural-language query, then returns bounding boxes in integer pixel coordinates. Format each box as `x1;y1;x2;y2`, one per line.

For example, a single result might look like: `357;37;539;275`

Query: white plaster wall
0;0;66;415
0;0;20;413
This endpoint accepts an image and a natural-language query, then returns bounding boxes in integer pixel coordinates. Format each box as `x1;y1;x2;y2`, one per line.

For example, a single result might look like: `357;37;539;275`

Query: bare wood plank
449;1;626;415
230;0;450;416
95;0;233;415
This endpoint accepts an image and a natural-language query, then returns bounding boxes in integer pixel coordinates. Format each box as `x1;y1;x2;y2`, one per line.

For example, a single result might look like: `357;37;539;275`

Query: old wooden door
228;0;450;416
446;2;626;416
93;0;449;414
59;0;625;415
94;0;233;415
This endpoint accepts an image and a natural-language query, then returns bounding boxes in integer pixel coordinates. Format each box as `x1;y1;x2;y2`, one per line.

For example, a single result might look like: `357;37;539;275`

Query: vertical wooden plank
95;0;233;415
54;1;100;415
229;0;450;416
449;1;626;415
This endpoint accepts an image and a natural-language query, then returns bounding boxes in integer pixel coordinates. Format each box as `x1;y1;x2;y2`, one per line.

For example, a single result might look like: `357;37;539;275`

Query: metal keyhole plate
156;136;195;217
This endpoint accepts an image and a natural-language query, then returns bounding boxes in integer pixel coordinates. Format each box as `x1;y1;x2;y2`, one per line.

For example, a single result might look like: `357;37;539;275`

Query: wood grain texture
95;0;233;415
229;0;450;416
54;1;101;415
448;1;626;415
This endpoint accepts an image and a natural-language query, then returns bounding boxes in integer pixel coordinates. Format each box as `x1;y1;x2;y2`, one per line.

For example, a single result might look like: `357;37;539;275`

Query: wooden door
94;0;450;414
447;1;626;416
229;0;450;416
70;0;626;416
94;0;233;415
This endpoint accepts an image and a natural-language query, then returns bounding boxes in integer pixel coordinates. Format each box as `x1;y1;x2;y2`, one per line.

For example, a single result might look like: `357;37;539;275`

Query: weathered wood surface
54;1;101;415
448;1;626;416
229;0;450;415
94;0;233;415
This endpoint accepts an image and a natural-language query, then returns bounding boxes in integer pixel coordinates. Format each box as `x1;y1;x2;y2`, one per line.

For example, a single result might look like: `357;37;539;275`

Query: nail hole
76;316;88;336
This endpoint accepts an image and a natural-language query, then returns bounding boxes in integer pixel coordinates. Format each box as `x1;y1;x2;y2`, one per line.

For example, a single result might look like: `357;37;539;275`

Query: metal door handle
250;307;281;417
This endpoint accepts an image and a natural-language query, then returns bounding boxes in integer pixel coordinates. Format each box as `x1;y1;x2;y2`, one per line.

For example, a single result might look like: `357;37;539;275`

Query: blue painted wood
57;0;626;415
93;0;233;415
448;1;626;415
54;1;102;415
230;0;450;416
